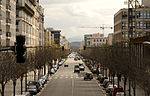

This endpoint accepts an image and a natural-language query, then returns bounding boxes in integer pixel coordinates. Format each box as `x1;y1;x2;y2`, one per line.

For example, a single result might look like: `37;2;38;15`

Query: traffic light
16;35;26;63
84;45;86;50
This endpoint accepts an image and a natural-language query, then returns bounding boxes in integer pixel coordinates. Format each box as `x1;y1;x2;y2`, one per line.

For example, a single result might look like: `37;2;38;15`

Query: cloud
40;0;126;42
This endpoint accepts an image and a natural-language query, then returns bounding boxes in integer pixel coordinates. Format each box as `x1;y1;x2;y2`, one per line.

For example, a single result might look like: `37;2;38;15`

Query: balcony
6;18;11;24
6;32;11;37
6;4;11;11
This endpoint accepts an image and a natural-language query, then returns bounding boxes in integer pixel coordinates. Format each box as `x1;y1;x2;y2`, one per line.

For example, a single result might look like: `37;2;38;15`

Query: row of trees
0;46;70;96
80;43;150;96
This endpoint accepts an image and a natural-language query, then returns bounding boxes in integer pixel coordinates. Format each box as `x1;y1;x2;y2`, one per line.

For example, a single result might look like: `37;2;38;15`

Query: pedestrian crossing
49;74;84;79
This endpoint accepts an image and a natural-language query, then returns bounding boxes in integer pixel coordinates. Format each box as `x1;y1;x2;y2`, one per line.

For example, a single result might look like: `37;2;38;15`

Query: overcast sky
40;0;127;42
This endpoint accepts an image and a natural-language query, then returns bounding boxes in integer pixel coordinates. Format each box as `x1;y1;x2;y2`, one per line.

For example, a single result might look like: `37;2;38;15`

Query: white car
50;68;55;74
116;92;124;96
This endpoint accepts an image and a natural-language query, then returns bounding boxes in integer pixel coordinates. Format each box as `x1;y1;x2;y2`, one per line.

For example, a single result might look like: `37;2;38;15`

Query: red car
112;87;124;96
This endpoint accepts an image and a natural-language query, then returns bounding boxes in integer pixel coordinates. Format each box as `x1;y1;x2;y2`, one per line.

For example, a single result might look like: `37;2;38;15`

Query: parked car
116;92;124;96
50;68;55;74
27;85;38;95
99;77;108;83
84;72;93;80
15;92;31;96
112;87;124;96
105;84;117;93
27;81;41;92
74;65;80;73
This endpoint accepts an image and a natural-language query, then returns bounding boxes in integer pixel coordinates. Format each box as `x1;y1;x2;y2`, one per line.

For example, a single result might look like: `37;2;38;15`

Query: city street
37;57;105;96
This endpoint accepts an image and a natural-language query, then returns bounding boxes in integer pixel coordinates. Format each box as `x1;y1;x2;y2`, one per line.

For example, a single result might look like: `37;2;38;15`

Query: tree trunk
124;77;127;96
44;65;46;75
25;73;27;91
113;75;115;87
133;81;136;96
129;79;131;96
20;76;23;94
1;82;5;96
34;71;36;81
13;80;16;96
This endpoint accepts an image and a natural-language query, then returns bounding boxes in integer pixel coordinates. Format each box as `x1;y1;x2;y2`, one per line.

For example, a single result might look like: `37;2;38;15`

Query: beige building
86;37;107;47
44;28;51;46
16;0;44;47
114;7;150;43
107;33;114;46
37;5;44;46
0;0;16;47
60;35;70;49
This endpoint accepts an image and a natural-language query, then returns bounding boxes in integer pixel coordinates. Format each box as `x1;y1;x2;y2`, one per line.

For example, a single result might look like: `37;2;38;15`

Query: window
122;22;128;29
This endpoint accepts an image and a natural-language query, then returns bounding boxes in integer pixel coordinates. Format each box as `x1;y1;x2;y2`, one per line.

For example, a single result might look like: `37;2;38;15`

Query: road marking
72;79;74;96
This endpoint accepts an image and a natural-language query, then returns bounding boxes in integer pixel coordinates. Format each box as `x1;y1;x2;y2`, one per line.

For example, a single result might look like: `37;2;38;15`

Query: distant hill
70;42;80;47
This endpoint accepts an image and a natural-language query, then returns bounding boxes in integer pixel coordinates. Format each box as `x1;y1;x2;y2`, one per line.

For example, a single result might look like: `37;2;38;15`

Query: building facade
44;28;51;46
84;33;104;46
16;0;43;47
37;5;44;46
51;30;61;45
0;0;16;47
114;7;150;43
86;37;107;47
60;35;70;49
107;33;114;46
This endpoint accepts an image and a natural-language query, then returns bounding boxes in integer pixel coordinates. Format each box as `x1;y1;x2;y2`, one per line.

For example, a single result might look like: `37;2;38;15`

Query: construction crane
79;25;113;34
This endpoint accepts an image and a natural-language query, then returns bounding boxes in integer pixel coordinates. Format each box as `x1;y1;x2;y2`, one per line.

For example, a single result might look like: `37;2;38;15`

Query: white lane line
72;79;74;96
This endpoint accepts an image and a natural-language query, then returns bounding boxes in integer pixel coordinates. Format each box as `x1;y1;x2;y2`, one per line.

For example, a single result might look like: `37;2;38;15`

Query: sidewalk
3;65;49;96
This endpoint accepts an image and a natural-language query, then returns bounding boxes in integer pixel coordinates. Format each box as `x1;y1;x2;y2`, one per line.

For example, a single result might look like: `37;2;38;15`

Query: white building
60;35;70;49
87;37;107;47
107;33;114;46
0;0;16;47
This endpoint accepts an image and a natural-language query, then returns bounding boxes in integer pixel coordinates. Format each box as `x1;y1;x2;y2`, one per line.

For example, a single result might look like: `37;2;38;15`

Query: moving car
74;65;80;73
84;72;93;80
64;64;69;67
79;63;85;71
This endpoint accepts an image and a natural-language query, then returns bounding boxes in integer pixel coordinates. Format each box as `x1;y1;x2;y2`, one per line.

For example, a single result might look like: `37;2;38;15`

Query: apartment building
44;28;51;46
16;0;43;47
0;0;16;47
37;5;44;46
86;37;107;47
60;35;70;49
84;33;104;46
114;7;150;43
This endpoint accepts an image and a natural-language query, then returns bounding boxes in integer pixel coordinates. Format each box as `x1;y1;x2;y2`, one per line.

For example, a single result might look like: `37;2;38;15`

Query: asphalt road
37;57;105;96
